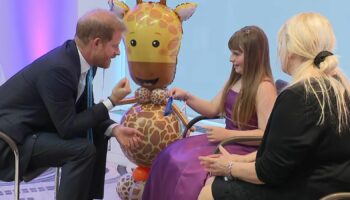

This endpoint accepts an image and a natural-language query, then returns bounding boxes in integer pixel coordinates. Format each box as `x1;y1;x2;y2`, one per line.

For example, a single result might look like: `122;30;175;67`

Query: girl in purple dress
142;26;277;200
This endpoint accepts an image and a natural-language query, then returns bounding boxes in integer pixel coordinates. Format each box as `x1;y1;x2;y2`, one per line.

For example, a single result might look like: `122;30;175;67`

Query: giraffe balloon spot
168;38;179;50
127;14;135;22
163;14;174;22
158;19;167;28
168;25;177;35
150;9;162;19
136;12;145;21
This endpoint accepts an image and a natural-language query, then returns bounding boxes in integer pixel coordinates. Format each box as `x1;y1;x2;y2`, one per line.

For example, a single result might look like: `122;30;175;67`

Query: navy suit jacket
0;40;114;180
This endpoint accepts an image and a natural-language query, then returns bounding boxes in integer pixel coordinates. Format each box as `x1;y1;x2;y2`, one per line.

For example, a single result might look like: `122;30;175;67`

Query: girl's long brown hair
220;26;273;129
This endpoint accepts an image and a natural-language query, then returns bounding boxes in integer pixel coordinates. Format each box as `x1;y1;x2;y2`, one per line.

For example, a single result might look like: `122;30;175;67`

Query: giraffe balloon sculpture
109;0;197;199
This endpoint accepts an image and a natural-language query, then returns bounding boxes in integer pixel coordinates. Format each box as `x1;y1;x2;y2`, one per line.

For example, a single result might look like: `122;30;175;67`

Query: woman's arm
231;161;263;184
231;151;257;162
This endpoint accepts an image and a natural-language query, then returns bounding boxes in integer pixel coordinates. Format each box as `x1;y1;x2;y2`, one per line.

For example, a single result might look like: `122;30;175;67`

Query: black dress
212;82;350;200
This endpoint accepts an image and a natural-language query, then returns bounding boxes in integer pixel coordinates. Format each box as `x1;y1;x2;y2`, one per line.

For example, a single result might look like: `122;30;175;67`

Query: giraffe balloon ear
109;0;130;18
174;3;197;22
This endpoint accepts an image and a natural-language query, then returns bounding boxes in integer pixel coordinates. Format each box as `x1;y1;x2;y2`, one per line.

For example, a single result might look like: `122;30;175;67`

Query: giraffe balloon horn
111;0;197;22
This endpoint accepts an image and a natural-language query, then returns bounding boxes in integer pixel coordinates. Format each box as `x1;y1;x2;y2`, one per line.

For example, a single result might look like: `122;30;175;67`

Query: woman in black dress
198;12;350;200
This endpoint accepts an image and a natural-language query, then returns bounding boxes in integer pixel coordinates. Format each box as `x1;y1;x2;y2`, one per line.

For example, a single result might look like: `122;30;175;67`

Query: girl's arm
206;81;277;142
185;89;223;117
170;86;225;117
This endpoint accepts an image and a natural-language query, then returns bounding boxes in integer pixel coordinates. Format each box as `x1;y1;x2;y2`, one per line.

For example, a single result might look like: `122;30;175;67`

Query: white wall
166;0;350;116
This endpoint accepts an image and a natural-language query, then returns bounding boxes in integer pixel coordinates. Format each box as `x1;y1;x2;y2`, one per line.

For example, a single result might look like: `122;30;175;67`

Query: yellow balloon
111;0;197;89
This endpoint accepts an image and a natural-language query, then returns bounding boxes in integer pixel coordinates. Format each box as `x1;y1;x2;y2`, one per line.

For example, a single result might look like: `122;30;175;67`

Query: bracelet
227;161;233;176
108;96;116;107
224;161;234;181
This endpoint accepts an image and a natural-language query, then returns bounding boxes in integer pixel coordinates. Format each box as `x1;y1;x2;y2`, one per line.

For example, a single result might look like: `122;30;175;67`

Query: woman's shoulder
278;80;326;110
281;82;305;94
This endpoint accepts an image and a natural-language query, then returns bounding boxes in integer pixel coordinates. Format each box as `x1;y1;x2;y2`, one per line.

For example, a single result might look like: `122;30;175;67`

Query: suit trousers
27;131;109;200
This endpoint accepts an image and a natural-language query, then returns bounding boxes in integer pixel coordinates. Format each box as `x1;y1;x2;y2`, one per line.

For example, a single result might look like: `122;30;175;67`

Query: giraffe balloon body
110;1;196;199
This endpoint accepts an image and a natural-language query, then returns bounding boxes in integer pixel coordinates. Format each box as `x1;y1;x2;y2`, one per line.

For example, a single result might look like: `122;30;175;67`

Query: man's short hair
76;9;126;44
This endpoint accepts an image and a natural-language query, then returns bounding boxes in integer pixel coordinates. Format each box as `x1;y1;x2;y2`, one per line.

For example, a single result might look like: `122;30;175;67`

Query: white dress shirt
76;46;117;137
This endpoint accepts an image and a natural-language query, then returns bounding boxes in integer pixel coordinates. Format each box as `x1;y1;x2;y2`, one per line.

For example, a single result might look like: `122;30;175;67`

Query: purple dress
142;90;259;200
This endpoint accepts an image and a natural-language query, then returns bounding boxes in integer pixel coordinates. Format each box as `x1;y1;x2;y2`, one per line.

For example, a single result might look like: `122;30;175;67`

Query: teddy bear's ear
109;0;130;19
174;3;197;22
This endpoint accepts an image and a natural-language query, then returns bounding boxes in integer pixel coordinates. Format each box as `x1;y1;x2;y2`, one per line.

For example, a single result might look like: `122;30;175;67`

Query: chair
0;64;6;86
320;193;350;200
182;115;221;138
0;131;60;200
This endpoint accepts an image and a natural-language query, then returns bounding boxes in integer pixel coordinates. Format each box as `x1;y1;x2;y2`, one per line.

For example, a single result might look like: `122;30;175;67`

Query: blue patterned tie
87;68;94;142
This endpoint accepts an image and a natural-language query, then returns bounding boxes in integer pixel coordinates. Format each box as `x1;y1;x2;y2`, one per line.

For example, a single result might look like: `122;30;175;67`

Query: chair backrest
275;79;288;94
0;131;19;155
0;64;6;86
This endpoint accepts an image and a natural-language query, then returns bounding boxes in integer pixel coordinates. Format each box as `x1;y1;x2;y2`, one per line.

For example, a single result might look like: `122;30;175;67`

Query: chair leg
0;132;21;200
14;151;20;200
55;167;61;199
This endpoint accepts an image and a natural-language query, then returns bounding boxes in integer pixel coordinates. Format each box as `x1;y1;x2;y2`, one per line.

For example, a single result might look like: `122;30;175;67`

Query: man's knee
80;141;96;160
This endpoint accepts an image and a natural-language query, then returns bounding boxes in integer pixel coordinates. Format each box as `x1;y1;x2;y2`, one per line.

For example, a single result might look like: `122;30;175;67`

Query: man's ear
92;38;102;48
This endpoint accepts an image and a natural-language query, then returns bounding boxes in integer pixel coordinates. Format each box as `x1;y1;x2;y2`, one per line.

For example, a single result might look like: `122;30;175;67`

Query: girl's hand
168;87;189;101
205;126;228;142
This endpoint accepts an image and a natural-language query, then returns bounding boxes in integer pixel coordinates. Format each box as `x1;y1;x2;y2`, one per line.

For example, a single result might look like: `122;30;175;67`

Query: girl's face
230;49;245;75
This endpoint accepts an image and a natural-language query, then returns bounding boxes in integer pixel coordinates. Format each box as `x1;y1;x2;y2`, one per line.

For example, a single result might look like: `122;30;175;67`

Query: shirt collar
76;46;91;75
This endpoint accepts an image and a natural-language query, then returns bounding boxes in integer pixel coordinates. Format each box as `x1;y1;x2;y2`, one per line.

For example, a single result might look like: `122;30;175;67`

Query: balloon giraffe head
110;0;197;90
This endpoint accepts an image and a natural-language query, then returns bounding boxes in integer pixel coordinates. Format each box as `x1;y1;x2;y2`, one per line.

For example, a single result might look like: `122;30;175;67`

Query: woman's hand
199;146;256;176
198;146;232;176
205;126;229;142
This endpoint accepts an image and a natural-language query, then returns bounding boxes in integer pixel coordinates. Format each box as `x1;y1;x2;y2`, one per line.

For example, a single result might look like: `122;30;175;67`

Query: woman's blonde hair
220;26;273;129
278;12;350;132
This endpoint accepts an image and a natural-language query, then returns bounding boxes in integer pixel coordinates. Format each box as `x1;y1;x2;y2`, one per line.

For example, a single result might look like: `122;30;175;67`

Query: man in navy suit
0;9;142;200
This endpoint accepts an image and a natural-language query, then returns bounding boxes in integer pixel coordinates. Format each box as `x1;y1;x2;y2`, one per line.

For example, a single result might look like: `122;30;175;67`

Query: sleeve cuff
104;123;119;137
102;98;114;110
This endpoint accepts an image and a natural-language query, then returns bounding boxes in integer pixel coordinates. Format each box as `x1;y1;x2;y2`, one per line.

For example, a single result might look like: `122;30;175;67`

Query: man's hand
112;125;143;150
110;78;131;105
